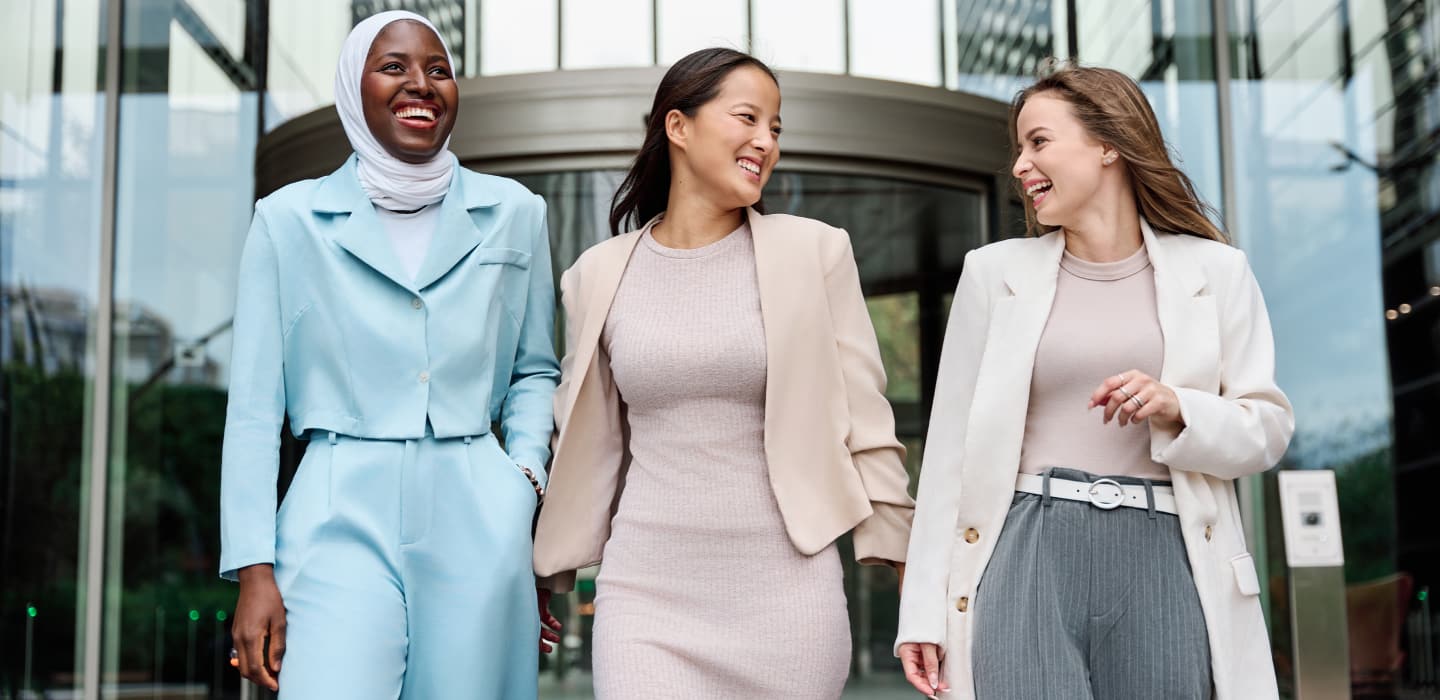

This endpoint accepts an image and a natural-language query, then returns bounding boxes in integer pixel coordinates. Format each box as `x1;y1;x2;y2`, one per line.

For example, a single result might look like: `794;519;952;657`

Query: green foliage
1333;445;1397;584
2;363;236;689
867;294;921;402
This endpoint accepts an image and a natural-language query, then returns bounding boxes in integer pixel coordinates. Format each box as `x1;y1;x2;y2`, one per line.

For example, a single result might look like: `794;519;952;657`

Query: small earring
1103;155;1117;165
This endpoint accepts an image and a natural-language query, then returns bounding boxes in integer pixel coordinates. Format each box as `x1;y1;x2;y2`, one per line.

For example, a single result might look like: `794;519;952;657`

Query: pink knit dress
591;222;851;699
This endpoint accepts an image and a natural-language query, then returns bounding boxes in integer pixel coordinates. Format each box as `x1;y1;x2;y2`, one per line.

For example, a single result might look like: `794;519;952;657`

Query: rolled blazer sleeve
822;230;915;565
218;203;286;581
500;195;561;480
1149;248;1295;479
894;250;990;653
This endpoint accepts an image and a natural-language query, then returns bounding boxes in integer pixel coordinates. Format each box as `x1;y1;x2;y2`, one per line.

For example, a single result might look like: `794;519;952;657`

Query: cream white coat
895;222;1293;699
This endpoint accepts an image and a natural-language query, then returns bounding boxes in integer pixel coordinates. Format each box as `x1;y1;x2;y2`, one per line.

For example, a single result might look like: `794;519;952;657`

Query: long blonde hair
1009;61;1228;243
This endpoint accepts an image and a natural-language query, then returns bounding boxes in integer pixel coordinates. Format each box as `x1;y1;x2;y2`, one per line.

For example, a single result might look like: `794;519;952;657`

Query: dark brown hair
1010;60;1227;243
609;48;778;236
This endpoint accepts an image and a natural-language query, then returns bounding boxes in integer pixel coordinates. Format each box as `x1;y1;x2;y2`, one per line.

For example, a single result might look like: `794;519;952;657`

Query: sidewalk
538;671;920;699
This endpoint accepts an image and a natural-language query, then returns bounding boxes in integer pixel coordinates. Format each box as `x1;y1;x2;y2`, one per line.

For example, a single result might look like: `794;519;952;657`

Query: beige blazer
895;221;1294;699
534;209;916;591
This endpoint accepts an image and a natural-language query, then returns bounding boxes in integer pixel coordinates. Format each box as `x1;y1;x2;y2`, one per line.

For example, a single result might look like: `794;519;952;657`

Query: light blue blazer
218;155;560;579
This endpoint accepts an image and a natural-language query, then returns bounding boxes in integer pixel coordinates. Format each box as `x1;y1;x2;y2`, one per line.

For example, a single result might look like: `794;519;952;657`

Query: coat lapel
313;155;502;292
315;157;414;290
748;208;799;443
1143;221;1216;391
412;167;502;290
555;228;645;428
960;232;1065;493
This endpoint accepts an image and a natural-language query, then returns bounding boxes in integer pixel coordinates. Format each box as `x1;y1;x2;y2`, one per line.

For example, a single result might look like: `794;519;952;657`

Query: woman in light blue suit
218;11;560;698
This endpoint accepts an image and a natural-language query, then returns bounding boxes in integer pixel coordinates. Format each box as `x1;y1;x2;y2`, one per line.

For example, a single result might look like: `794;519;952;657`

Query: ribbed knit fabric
591;221;851;699
1020;245;1170;479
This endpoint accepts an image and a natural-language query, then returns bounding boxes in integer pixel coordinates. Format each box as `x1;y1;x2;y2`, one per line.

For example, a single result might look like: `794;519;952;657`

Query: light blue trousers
273;431;540;699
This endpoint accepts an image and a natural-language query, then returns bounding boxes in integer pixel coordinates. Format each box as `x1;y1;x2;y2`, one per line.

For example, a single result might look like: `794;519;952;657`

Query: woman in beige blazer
896;64;1294;699
532;48;914;698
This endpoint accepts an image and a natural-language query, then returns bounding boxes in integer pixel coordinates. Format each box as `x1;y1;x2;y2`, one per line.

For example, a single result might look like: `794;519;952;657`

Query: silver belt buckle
1087;478;1126;510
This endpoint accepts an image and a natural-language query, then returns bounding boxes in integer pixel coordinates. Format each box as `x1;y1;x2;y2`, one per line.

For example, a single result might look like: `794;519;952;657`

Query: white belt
1014;473;1177;515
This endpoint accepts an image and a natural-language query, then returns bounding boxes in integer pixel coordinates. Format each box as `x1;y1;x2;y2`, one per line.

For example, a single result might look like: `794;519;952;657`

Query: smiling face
669;65;782;210
1011;93;1114;229
360;20;458;163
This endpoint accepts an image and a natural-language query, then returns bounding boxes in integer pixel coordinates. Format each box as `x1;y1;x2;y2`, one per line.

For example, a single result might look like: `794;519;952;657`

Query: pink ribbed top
1019;244;1170;480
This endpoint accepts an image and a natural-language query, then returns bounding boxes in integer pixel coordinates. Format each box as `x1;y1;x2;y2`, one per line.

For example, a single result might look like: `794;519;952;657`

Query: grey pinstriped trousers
972;468;1213;699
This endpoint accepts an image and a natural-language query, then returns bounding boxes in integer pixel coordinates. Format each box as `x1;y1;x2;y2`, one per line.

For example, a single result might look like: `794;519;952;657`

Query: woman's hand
898;642;948;697
1089;370;1183;428
233;564;286;691
537;587;562;653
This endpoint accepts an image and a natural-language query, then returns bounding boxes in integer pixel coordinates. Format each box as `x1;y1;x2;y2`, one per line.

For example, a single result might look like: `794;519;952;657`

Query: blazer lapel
1143;221;1216;390
412;167;503;291
555;228;645;429
315;157;416;291
960;232;1065;493
748;208;801;440
315;157;505;292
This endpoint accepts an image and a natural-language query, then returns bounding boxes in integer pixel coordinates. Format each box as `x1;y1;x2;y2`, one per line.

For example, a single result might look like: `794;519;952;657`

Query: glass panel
513;170;626;277
187;0;247;58
1071;0;1223;213
1076;0;1155;78
867;293;921;403
953;0;1060;100
264;0;350;131
656;0;747;64
849;0;942;86
102;6;259;696
752;0;846;73
1226;0;1431;692
561;0;652;69
482;0;558;75
1;0;106;696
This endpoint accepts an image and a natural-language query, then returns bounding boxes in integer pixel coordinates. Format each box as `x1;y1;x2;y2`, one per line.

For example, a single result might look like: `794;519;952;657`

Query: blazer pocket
1230;552;1261;596
473;247;531;269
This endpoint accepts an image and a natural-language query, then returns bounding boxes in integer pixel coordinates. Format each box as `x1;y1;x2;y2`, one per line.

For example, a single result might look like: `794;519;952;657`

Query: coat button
964;528;980;544
412;297;423;309
418;371;430;384
956;596;969;613
1204;525;1213;541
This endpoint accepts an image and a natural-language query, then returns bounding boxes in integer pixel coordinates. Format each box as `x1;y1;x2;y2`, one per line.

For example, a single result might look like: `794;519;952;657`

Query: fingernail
929;673;938;688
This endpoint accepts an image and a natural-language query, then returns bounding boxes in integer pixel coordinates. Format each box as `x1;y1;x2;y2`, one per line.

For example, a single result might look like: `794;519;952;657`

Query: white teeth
737;159;760;174
395;107;435;120
1026;180;1052;197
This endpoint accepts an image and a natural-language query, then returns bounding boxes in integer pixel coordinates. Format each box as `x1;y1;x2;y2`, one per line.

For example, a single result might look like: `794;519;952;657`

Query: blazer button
418;371;430;384
412;297;423;309
964;528;980;544
1204;525;1213;541
956;596;970;613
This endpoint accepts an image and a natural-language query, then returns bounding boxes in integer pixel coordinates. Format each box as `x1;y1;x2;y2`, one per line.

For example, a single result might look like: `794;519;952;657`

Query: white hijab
335;11;458;211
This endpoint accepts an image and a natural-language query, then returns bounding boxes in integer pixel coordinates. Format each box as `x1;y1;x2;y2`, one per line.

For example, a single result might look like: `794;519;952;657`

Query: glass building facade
1;0;1434;697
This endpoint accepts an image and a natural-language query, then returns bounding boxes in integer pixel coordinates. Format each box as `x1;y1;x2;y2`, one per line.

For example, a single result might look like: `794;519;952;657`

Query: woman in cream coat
896;63;1294;699
533;48;914;698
